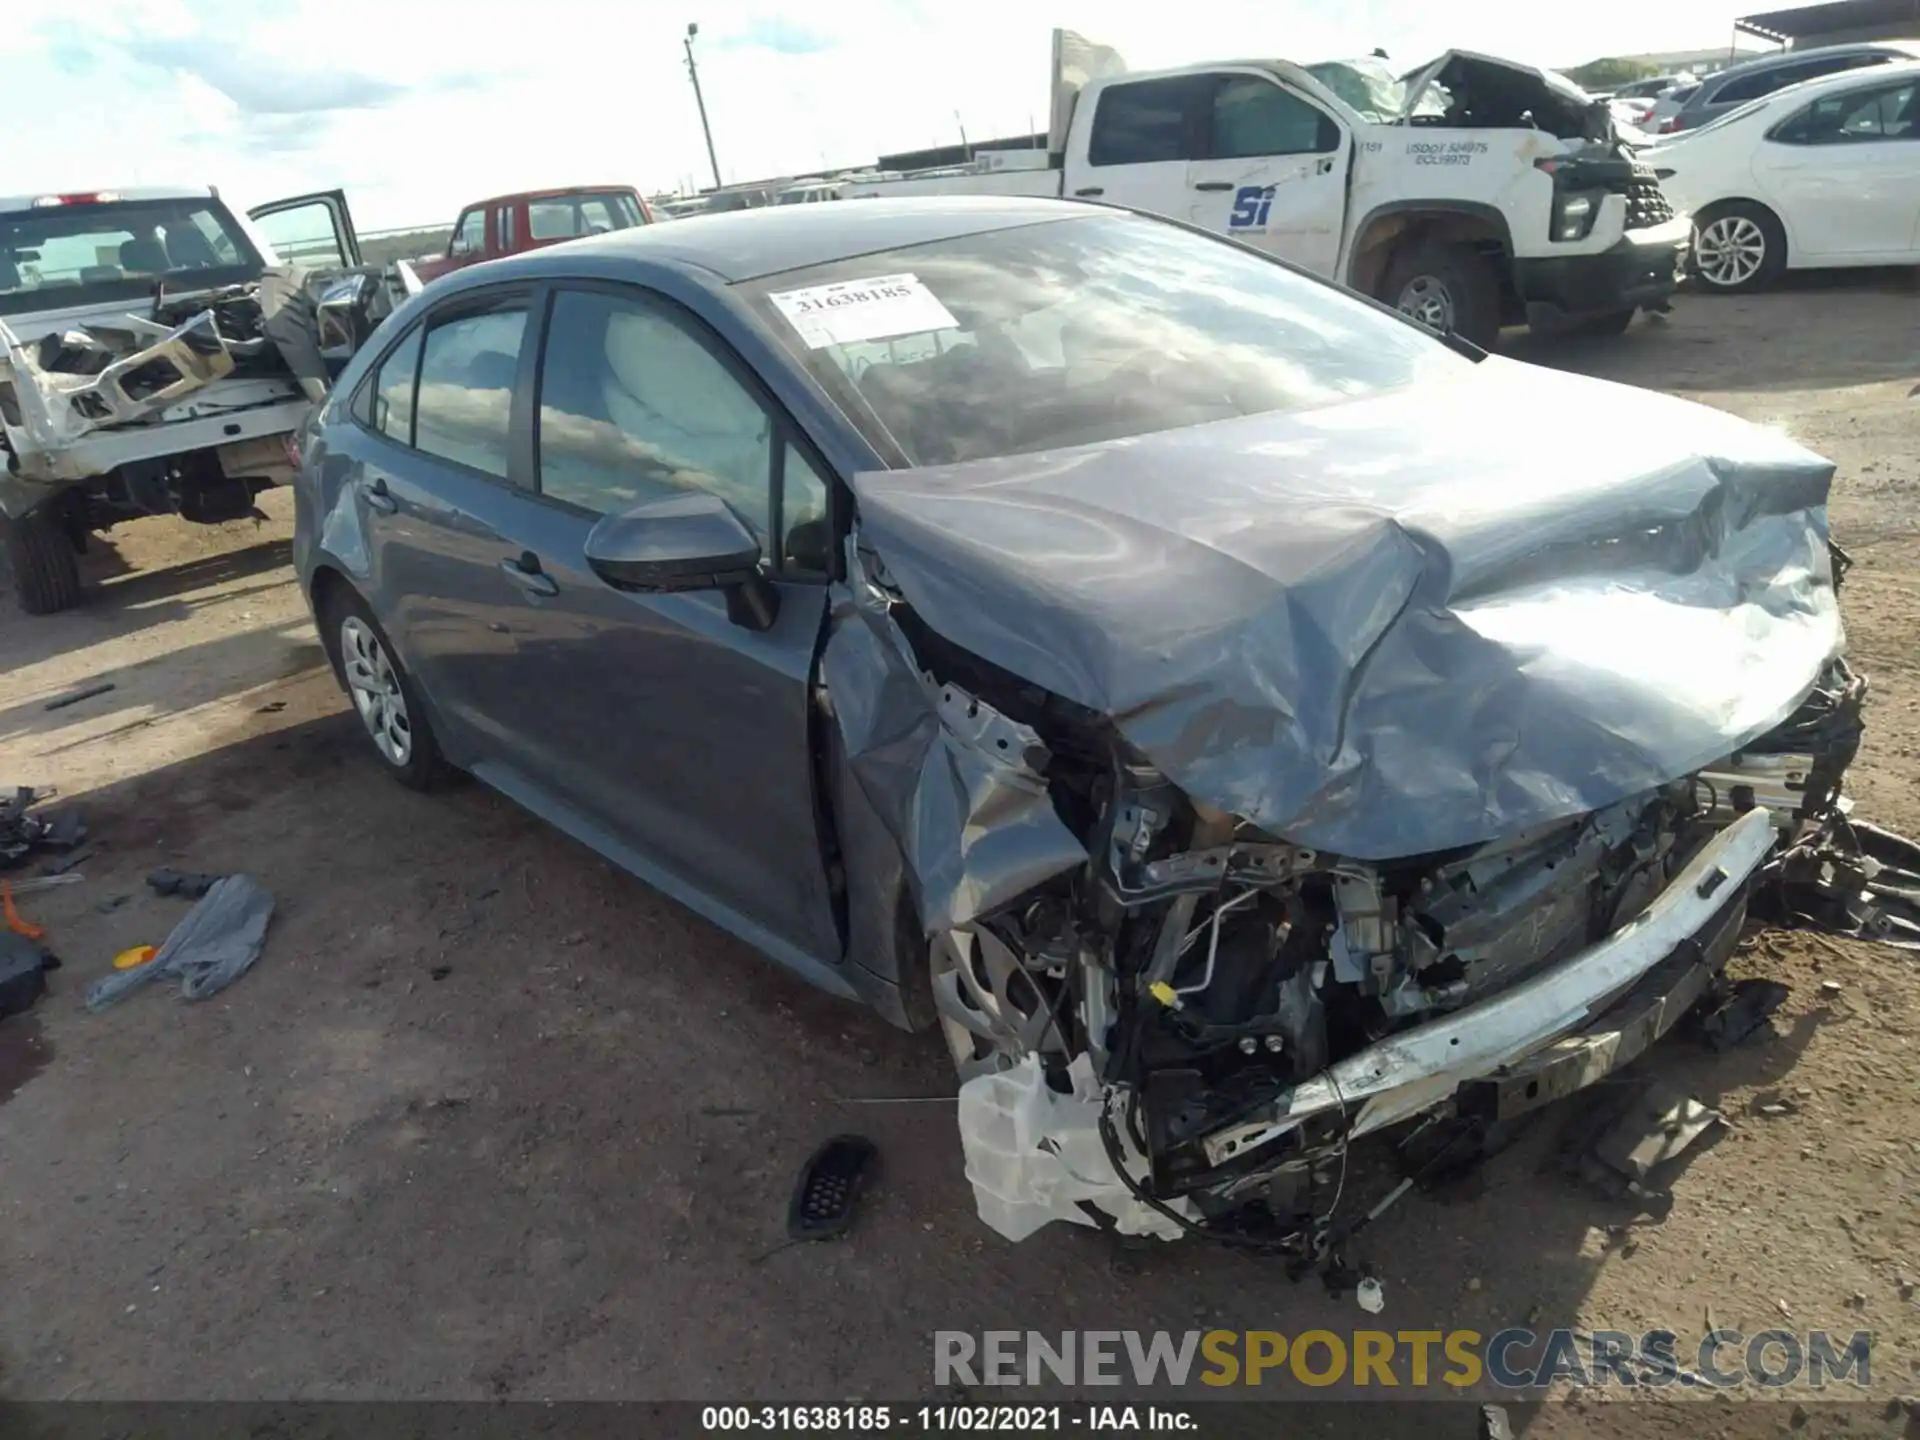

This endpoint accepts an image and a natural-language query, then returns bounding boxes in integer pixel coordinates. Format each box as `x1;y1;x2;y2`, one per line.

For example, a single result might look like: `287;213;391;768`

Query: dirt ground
2;274;1917;1430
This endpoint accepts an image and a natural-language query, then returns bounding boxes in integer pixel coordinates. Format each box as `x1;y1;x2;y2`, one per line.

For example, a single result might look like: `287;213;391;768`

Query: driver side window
1208;75;1339;158
452;209;485;255
535;289;774;542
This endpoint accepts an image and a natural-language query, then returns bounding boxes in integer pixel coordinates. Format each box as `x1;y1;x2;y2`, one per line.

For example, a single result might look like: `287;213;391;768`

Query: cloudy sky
11;0;1761;231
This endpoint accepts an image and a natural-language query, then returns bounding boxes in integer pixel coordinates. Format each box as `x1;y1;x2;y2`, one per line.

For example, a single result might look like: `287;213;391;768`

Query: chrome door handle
499;554;558;598
365;477;398;515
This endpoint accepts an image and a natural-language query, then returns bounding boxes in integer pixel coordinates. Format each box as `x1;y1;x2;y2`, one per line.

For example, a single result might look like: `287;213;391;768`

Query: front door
1758;75;1920;261
246;189;363;270
1073;73;1210;218
1184;70;1349;277
458;282;842;964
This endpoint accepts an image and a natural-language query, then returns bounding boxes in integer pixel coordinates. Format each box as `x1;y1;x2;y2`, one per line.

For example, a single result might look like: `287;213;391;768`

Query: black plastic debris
788;1134;879;1241
1591;1081;1724;1184
1690;976;1791;1051
41;843;94;877
146;868;223;900
0;933;52;1020
1;788;87;872
43;682;116;712
1561;1080;1724;1216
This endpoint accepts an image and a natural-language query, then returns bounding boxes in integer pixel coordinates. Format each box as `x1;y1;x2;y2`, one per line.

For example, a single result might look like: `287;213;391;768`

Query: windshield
1304;58;1409;120
0;197;263;317
527;191;645;240
745;211;1468;468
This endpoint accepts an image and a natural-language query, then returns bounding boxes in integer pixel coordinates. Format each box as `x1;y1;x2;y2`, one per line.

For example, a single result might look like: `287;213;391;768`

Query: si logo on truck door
1228;185;1276;230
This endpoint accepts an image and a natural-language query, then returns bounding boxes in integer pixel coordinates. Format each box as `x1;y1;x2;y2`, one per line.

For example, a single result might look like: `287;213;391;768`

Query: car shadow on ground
83;535;294;617
0;710;1859;1417
1507;267;1919;394
0;613;328;751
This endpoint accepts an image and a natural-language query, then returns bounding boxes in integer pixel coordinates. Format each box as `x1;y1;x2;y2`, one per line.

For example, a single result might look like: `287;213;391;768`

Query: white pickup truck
847;37;1691;349
0;186;393;614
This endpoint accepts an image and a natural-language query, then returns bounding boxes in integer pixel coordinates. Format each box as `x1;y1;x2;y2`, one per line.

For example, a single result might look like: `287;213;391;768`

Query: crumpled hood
848;357;1841;861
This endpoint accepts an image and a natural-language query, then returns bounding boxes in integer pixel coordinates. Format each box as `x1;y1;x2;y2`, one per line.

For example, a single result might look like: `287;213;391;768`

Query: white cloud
10;0;1759;230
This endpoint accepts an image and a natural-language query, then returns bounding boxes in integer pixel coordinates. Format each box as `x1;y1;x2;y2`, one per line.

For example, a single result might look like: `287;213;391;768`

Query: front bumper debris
1197;809;1775;1166
1516;214;1691;321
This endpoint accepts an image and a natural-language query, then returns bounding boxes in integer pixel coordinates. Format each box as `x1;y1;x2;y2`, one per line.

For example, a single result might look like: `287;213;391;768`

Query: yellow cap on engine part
1148;980;1180;1009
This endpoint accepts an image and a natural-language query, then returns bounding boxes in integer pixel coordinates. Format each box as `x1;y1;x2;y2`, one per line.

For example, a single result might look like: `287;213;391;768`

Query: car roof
0;184;216;214
485;195;1088;283
463;185;640;211
1731;54;1920;106
1701;39;1920;89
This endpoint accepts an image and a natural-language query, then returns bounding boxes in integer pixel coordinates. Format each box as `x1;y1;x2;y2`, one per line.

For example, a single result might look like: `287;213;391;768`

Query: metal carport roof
1735;0;1920;43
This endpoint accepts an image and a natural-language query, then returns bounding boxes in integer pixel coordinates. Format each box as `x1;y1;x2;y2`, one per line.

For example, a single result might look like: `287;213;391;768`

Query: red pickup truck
412;186;653;283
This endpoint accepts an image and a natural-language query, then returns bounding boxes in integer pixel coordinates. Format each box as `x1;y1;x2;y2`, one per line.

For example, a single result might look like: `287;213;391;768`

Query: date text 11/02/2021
701;1407;1196;1432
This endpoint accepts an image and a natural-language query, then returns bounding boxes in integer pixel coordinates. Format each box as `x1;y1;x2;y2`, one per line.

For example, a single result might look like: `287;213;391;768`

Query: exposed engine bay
923;644;1879;1249
817;355;1915;1254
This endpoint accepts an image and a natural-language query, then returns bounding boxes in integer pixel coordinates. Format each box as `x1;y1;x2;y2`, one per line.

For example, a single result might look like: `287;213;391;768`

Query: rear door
451;279;842;963
334;285;540;754
1185;69;1349;276
247;189;362;269
1758;75;1920;259
1070;74;1209;214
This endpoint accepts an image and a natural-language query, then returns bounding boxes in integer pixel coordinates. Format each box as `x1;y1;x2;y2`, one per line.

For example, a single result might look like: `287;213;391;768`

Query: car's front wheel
1382;241;1501;350
1692;202;1787;293
319;586;451;790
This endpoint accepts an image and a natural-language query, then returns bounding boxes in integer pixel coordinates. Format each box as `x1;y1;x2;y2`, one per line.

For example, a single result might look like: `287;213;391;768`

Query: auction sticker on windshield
768;274;959;348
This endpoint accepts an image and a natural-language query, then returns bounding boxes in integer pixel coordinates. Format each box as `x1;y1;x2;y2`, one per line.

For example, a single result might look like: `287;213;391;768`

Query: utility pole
684;23;722;191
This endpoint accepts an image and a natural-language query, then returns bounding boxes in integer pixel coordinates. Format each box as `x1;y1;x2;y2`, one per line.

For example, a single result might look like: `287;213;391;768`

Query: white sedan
1643;59;1920;292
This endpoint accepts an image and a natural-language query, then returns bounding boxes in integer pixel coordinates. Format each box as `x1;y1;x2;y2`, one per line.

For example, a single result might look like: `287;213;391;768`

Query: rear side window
368;326;424;441
1713;67;1789;105
1773;78;1918;143
413;305;528;479
1207;76;1339;158
1088;76;1208;165
528;193;644;240
1797;52;1894;83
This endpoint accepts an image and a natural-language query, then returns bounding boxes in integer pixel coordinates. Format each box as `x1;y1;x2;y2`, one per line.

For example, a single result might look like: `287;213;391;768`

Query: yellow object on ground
112;945;158;971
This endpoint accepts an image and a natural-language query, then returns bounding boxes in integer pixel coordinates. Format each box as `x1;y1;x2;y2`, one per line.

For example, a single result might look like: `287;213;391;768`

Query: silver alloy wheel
1396;274;1455;331
339;615;413;767
929;929;1061;1083
1694;214;1767;289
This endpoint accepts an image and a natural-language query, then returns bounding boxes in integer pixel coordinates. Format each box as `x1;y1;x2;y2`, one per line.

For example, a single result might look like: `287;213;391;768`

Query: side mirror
583;492;780;629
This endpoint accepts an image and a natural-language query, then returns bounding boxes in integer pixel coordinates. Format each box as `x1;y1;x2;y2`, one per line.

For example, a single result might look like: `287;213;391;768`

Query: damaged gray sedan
292;196;1878;1250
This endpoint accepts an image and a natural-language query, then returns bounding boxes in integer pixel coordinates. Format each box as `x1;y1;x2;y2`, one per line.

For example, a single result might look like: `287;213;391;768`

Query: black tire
2;507;83;615
1691;201;1787;294
1574;308;1637;337
1381;241;1502;349
317;584;452;791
